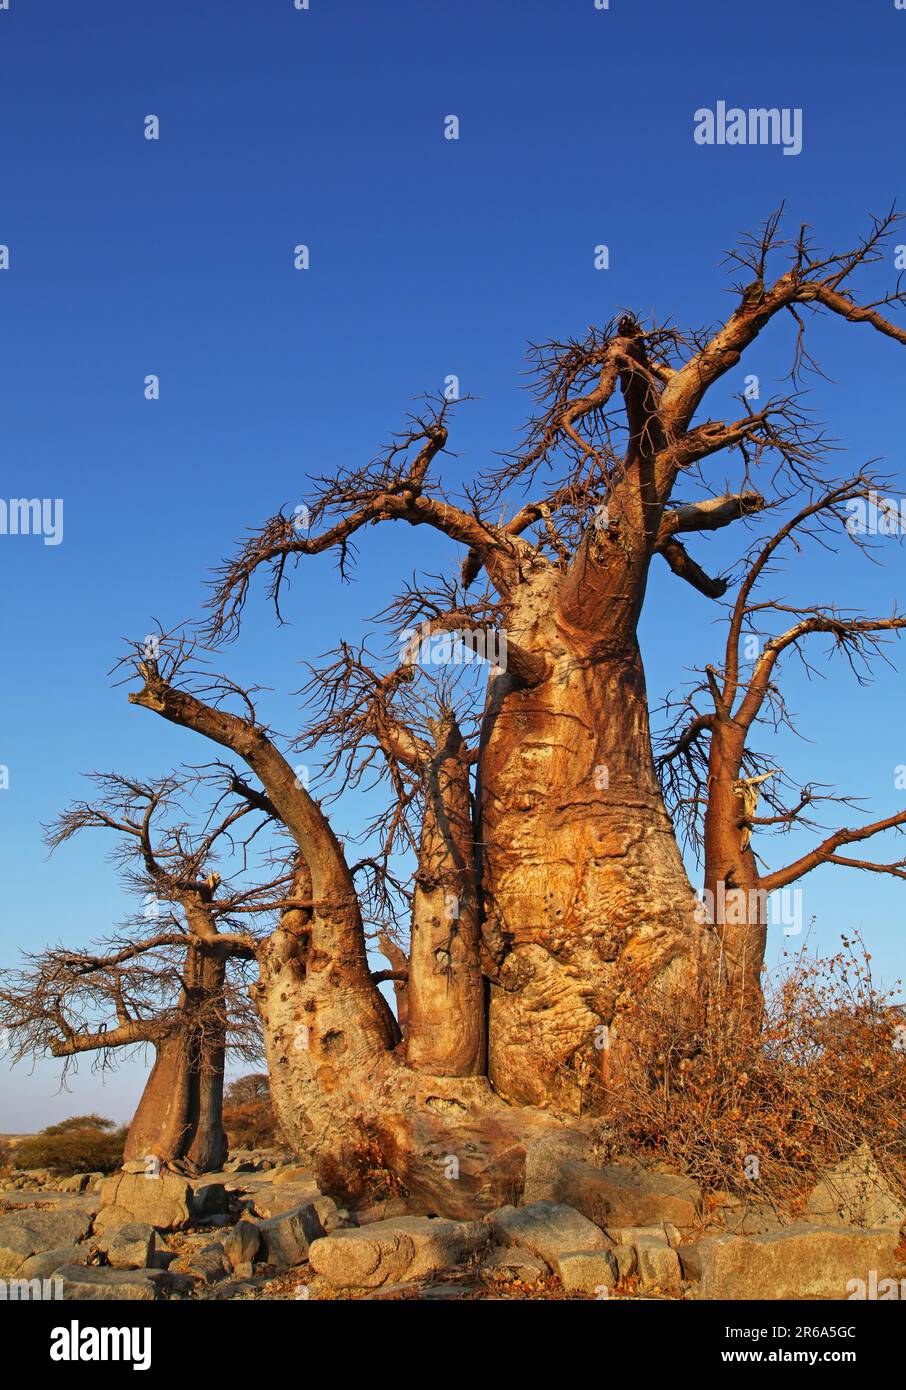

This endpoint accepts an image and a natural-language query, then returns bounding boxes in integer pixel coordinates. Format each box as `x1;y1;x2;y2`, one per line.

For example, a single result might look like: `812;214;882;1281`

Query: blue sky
1;0;905;1129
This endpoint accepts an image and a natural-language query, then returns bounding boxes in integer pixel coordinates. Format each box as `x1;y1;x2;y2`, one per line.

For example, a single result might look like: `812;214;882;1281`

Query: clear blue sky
2;0;905;1129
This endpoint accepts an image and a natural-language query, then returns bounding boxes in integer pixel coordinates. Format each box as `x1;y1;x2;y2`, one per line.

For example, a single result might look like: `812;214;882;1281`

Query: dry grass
600;937;906;1214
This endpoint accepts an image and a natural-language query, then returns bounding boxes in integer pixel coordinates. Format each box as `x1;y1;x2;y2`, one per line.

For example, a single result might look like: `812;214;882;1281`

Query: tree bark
478;545;715;1113
702;722;767;1027
122;943;229;1171
406;715;485;1077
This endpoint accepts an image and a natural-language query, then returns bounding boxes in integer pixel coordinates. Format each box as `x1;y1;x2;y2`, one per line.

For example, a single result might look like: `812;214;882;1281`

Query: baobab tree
0;772;286;1172
118;210;906;1214
660;475;906;1023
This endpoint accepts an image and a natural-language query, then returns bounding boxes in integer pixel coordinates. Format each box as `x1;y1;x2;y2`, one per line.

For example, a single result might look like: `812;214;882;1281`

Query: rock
96;1222;156;1270
687;1224;901;1300
0;1208;93;1276
58;1174;90;1194
806;1145;905;1232
54;1264;189;1301
191;1181;229;1219
480;1247;549;1283
635;1235;682;1293
489;1201;610;1266
173;1242;229;1285
662;1221;682;1249
605;1224;668;1248
249;1183;322;1219
223;1219;261;1271
271;1164;316;1187
309;1216;488;1289
555;1248;619;1292
522;1129;596;1201
93;1172;193;1235
532;1158;700;1230
353;1197;410;1227
255;1204;327;1270
18;1246;87;1280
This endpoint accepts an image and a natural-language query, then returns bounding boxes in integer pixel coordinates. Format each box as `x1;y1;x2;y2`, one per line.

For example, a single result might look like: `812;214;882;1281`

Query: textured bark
406;716;485;1077
478;544;714;1114
122;1028;196;1166
702;722;767;1025
122;943;229;1171
256;908;567;1216
183;948;229;1171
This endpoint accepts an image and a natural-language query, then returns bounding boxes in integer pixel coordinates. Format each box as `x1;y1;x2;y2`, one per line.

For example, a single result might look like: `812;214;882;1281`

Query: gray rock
531;1158;700;1230
480;1247;549;1283
96;1222;156;1270
0;1208;94;1277
58;1174;91;1194
662;1221;682;1249
17;1246;87;1280
255;1203;327;1270
687;1224;901;1300
173;1242;229;1285
635;1235;682;1292
309;1216;488;1289
605;1224;668;1248
489;1201;609;1266
191;1181;228;1218
806;1145;906;1232
54;1264;185;1301
93;1171;194;1235
223;1219;261;1271
555;1248;620;1292
249;1183;322;1219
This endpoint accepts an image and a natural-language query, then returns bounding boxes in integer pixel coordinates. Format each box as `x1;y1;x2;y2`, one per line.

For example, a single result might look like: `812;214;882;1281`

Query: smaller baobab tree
296;618;489;1078
0;771;287;1173
659;474;906;1026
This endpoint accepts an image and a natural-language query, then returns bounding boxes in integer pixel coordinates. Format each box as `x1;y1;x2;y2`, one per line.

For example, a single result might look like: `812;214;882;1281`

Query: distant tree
222;1071;285;1149
0;771;291;1173
224;1072;270;1107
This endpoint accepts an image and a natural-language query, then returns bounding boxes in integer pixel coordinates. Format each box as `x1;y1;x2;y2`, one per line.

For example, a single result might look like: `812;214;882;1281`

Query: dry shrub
15;1115;126;1175
602;937;906;1213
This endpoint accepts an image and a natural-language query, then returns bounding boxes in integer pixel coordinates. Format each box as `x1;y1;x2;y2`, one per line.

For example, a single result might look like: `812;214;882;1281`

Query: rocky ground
1;1142;904;1300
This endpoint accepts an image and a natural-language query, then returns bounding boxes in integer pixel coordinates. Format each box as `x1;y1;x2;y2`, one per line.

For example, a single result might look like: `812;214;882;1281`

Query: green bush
15;1115;126;1175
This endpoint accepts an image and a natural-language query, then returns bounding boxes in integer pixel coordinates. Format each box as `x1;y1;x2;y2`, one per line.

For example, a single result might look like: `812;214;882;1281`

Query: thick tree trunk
122;1028;195;1167
406;717;485;1077
122;945;229;1171
183;950;229;1171
255;912;569;1216
478;555;715;1114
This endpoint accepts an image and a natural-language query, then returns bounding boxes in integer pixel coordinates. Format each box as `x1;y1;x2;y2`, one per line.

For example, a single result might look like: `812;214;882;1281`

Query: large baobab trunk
255;901;566;1216
183;948;229;1170
123;1028;197;1167
479;549;713;1114
123;944;229;1171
